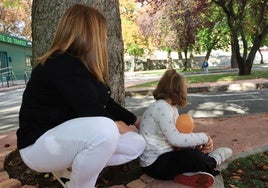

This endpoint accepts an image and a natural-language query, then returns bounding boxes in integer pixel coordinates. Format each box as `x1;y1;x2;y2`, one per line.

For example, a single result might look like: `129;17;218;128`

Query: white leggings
19;117;146;188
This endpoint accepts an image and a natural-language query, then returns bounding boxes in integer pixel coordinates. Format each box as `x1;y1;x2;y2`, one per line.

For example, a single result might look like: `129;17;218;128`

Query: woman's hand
201;133;214;154
115;121;138;134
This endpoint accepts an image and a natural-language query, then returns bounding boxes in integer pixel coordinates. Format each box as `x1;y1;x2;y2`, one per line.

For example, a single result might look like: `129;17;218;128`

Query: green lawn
222;151;268;187
129;69;268;88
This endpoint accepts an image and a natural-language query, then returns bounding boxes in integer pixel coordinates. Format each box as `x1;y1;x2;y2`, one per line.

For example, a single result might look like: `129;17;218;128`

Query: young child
139;68;232;188
202;59;209;73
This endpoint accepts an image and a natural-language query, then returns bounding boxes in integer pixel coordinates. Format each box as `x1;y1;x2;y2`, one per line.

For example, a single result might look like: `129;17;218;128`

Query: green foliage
127;43;144;57
222;152;268;187
212;0;268;74
197;3;230;54
129;69;268;88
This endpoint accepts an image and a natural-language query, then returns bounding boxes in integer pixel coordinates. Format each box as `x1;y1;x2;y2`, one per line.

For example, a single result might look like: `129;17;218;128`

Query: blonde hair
153;69;188;106
37;4;108;83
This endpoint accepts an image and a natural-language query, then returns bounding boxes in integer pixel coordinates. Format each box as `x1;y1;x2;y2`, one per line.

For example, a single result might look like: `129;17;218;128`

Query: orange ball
176;114;195;133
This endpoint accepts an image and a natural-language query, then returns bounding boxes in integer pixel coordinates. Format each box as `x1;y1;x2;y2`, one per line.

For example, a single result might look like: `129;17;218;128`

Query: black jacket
17;53;137;149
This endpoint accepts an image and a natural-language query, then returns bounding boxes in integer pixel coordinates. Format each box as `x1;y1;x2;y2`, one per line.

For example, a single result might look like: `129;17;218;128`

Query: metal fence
0;66;17;87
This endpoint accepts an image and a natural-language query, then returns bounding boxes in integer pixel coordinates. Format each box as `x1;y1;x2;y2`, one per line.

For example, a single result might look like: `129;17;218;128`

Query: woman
17;4;145;188
139;69;232;188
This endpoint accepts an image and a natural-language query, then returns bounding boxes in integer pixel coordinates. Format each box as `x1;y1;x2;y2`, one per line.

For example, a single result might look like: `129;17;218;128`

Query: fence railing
24;67;32;84
0;66;17;87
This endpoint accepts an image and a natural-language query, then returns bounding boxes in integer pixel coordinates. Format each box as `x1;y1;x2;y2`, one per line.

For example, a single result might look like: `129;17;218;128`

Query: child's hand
116;121;138;134
196;144;204;151
201;134;213;154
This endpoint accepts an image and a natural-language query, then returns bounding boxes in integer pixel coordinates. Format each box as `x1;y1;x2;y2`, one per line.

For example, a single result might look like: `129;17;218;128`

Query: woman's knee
120;132;145;156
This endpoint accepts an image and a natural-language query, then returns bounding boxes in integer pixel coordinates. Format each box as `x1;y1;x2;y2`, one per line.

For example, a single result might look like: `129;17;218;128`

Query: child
202;59;209;73
139;69;232;188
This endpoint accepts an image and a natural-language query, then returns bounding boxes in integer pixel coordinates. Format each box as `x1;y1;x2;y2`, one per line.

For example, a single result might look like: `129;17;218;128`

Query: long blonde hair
37;4;108;83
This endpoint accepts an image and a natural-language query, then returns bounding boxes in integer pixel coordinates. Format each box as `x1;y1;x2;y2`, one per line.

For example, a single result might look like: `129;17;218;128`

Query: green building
0;32;32;83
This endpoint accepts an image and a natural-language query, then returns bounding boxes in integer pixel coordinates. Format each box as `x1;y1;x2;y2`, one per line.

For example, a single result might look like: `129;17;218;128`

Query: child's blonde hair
153;69;188;106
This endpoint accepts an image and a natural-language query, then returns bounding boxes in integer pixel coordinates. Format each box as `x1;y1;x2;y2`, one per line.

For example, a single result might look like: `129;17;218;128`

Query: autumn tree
165;0;209;70
120;0;147;71
32;0;125;104
212;0;268;75
137;0;209;70
0;0;31;39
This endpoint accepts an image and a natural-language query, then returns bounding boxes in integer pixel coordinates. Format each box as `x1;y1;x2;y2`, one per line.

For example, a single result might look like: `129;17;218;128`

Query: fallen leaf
229;184;239;188
262;164;268;170
236;169;244;174
231;176;242;180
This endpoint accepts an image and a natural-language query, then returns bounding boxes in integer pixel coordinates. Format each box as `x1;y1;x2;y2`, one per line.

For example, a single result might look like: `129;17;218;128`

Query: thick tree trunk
230;40;239;69
238;62;252;75
32;0;125;104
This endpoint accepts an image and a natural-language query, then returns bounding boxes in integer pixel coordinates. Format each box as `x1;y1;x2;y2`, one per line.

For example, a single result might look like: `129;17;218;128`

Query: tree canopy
212;0;268;74
0;0;31;39
137;0;268;75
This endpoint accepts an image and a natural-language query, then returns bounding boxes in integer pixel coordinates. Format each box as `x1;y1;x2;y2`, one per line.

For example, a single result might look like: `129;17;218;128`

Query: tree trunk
205;48;212;61
178;51;183;60
167;50;173;68
230;40;239;69
258;49;264;64
238;62;252;75
183;50;188;71
32;0;125;104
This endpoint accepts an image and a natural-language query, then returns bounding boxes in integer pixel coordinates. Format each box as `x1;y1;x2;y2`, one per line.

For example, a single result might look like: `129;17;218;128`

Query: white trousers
19;117;146;188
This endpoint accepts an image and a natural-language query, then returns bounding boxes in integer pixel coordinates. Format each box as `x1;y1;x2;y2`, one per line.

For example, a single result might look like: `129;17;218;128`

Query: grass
222;151;268;188
129;69;268;88
186;70;268;84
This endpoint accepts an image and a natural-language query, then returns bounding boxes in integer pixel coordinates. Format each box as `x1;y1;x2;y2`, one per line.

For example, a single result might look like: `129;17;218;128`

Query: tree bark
32;0;125;104
258;49;264;64
205;48;212;61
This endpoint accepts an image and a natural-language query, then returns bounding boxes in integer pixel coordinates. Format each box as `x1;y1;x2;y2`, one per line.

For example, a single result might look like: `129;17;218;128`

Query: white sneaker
208;147;232;165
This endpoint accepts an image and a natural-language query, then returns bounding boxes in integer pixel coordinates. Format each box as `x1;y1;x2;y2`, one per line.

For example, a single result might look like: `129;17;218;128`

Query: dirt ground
1;113;268;163
194;113;268;156
0;113;267;188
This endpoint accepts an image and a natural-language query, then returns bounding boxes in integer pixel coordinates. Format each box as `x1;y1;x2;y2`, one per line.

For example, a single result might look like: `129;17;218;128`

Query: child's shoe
208;147;232;165
174;171;214;188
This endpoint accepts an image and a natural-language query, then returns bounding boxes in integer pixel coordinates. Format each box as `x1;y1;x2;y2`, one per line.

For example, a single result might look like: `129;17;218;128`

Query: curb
125;80;268;97
215;144;268;188
0;85;25;93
